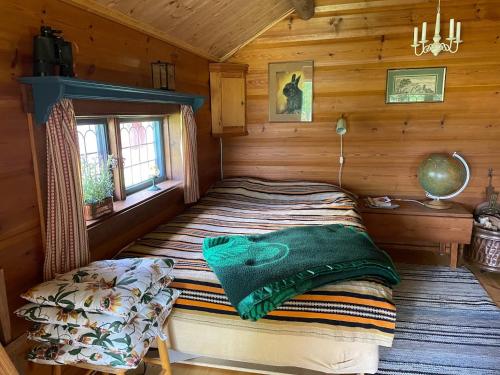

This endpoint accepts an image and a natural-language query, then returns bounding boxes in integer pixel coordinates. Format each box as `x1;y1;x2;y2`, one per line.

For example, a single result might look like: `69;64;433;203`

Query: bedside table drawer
362;213;473;244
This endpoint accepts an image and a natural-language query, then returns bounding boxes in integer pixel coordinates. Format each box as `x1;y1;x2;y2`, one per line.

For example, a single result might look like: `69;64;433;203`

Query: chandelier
412;0;462;56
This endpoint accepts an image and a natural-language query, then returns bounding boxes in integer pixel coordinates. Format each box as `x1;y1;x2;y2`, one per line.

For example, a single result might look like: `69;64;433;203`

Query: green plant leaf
82;156;114;204
68;348;82;355
116;276;137;286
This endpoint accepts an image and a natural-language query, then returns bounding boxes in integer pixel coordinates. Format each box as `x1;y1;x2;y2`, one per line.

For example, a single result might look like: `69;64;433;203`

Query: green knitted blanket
203;224;400;321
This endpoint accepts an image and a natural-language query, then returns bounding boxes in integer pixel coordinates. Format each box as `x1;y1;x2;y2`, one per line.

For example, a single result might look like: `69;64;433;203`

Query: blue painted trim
19;76;205;124
153;119;167;180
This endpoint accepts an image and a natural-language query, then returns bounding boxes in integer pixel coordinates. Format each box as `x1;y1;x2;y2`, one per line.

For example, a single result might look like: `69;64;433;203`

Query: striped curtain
44;99;89;280
181;105;200;204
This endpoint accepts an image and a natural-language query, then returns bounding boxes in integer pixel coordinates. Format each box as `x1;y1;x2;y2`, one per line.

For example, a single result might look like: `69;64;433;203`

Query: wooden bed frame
173;356;366;375
48;342;366;375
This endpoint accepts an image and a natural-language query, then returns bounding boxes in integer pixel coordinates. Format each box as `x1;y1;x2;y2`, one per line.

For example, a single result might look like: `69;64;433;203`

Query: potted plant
82;156;115;221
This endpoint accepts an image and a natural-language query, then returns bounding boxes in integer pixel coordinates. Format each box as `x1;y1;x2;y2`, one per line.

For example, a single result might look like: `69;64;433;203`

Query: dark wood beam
290;0;315;20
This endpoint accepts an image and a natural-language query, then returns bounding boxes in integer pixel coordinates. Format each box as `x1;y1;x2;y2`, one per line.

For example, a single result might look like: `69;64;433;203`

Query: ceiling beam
315;0;423;14
290;0;315;20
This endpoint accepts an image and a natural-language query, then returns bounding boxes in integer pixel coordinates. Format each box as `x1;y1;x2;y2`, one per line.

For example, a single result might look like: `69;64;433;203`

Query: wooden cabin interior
1;0;499;374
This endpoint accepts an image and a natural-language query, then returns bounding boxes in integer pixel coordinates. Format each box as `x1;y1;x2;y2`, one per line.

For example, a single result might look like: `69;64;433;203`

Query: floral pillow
28;338;151;369
28;288;180;354
16;277;172;328
21;258;174;317
55;257;174;284
17;303;130;332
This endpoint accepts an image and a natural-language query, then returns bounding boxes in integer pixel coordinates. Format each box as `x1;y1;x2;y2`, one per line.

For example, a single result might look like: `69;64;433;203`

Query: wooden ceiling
63;0;296;61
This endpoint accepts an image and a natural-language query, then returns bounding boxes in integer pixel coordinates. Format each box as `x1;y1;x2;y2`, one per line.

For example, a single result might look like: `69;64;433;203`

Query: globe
417;153;470;209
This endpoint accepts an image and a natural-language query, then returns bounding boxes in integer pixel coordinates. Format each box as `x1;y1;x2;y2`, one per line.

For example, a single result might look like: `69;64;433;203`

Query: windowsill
86;180;182;229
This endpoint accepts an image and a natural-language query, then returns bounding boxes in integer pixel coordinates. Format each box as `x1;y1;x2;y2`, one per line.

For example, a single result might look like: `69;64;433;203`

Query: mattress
119;177;396;373
168;318;379;374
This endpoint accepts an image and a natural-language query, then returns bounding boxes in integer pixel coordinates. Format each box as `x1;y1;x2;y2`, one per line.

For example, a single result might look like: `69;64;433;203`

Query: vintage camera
33;26;74;77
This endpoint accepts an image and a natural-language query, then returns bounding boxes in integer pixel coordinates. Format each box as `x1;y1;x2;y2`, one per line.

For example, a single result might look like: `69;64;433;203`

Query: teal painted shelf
19;76;205;124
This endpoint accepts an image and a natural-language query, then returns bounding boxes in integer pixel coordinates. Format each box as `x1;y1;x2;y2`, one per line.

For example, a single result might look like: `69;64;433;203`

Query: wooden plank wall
227;0;500;207
0;0;219;340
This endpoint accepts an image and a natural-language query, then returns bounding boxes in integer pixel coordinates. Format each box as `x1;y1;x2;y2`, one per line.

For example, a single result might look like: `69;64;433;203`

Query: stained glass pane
76;121;108;174
147;144;155;160
119;119;164;192
146;127;154;143
120;128;130;148
122;148;131;168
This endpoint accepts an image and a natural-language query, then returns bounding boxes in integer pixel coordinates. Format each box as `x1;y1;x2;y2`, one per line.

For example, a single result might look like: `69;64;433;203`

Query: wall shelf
19;76;205;124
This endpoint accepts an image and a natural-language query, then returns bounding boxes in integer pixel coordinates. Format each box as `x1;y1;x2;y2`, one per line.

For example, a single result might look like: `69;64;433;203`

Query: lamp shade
336;117;347;135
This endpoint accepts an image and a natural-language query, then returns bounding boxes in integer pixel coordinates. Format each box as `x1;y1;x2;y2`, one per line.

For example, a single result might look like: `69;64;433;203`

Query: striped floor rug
378;264;500;375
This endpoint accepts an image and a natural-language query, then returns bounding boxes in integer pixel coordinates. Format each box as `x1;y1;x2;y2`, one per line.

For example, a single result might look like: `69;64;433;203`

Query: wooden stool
0;343;19;375
51;336;172;375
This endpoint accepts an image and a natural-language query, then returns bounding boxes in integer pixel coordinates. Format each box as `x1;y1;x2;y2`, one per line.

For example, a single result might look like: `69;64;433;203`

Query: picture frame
386;67;446;104
269;60;313;122
151;61;176;91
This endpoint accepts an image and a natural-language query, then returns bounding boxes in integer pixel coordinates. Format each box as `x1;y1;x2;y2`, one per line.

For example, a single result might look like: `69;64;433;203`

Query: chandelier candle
412;0;462;56
435;10;440;36
421;21;427;42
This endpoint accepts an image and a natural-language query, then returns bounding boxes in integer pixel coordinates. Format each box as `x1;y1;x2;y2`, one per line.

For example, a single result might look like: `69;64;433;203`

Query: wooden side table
359;201;474;268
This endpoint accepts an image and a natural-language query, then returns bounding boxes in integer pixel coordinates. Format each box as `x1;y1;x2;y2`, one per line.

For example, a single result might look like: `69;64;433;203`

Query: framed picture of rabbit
268;60;313;122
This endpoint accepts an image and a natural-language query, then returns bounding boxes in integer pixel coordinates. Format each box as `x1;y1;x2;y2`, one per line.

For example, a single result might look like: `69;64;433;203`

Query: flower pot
84;197;114;221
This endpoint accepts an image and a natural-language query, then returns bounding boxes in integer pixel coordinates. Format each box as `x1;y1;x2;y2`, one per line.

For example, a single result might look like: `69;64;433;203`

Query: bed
119;177;397;374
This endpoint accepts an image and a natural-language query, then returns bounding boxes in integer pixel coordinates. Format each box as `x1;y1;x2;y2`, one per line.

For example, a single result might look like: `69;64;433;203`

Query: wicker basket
466;226;500;272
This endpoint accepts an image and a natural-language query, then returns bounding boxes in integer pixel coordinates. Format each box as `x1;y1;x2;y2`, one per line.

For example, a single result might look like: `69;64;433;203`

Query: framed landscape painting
386;67;446;104
269;61;313;122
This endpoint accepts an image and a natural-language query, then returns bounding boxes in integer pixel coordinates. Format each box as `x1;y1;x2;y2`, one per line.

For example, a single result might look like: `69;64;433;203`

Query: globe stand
419;152;471;211
423;199;453;210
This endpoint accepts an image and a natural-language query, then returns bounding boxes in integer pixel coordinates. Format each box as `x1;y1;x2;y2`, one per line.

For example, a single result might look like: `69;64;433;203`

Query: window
76;115;174;208
119;118;165;194
76;119;109;173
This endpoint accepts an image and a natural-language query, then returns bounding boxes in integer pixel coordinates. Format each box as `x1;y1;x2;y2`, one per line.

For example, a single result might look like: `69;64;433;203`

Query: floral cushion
55;257;174;283
28;339;150;369
28;288;179;354
21;258;174;317
16;277;171;330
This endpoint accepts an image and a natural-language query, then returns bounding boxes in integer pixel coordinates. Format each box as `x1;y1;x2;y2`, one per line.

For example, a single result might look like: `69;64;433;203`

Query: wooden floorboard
470;266;500;307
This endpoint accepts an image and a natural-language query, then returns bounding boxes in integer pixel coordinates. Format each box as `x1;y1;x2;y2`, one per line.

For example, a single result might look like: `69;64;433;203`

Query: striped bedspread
119;177;397;347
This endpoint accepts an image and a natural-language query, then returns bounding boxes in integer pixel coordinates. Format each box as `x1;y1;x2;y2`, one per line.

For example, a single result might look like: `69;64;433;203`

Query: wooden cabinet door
209;63;248;137
221;73;245;129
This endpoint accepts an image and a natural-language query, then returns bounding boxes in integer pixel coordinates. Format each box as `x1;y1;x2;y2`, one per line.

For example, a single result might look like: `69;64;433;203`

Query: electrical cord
338;134;344;188
220;137;224;180
392;198;427;206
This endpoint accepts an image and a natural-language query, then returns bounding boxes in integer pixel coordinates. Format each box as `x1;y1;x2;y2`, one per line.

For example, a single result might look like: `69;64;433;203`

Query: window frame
76;115;172;204
75;117;110;168
116;116;167;195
